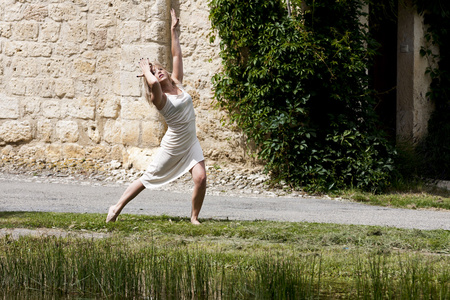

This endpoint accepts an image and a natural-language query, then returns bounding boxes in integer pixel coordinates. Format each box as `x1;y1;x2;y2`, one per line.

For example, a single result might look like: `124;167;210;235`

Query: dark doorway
370;1;398;141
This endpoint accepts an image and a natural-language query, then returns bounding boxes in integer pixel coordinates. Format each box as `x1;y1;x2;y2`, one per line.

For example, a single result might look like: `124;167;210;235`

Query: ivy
209;0;396;192
414;0;450;180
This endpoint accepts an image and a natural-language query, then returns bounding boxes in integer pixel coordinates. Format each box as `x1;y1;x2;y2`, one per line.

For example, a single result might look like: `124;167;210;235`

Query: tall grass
0;236;321;299
0;236;448;299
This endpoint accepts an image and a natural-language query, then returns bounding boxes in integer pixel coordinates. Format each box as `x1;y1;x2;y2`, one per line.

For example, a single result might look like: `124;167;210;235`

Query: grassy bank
337;183;450;210
0;212;449;299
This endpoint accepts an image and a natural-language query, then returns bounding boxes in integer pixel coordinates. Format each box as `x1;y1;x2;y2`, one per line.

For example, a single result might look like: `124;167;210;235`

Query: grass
0;211;449;299
336;181;450;210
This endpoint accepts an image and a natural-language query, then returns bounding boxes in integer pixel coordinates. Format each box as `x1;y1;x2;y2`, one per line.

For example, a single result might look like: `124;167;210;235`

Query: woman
106;8;207;225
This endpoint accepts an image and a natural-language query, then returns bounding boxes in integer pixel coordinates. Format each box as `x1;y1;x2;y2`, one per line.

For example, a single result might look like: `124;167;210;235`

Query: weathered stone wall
396;0;435;145
0;0;253;171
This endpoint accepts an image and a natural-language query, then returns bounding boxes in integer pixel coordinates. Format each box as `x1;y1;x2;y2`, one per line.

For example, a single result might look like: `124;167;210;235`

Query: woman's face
152;64;170;82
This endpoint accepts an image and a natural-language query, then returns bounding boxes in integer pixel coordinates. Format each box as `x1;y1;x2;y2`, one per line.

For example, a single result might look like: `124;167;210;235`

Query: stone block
85;145;109;159
93;17;115;28
120;44;167;72
23;4;48;21
120;73;141;97
0;22;12;38
37;119;53;142
73;78;94;97
149;0;170;18
87;0;112;14
96;51;120;75
45;143;62;161
3;41;27;56
8;78;27;96
44;58;69;78
23;97;41;117
18;145;46;159
0;96;20;118
62;143;85;159
61;21;87;43
121;97;154;120
82;50;96;60
117;2;146;21
95;75;117;97
143;21;168;43
83;121;101;143
0;120;32;143
121;120;140;146
118;21;140;44
142;120;166;147
12;21;39;41
34;79;55;98
73;58;96;75
97;95;120;118
29;43;52;57
56;120;79;143
54;78;75;98
108;144;124;161
1;145;15;156
42;100;61;118
54;42;80;56
4;3;24;22
89;28;107;50
62;97;95;120
39;22;61;43
12;57;39;77
48;3;79;22
73;0;88;7
126;146;158;170
103;119;122;144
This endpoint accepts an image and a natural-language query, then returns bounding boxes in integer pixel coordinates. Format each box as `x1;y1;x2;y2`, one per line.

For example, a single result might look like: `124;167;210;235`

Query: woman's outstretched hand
137;58;153;78
171;8;179;30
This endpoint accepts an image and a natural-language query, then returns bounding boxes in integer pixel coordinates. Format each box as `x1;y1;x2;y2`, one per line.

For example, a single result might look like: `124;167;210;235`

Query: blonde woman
106;9;206;225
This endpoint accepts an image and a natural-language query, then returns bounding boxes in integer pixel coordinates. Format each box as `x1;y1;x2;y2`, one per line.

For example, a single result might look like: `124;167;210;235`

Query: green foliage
209;0;396;191
414;0;450;180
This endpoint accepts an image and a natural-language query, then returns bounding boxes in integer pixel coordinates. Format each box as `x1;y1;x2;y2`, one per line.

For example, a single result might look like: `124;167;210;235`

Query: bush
209;0;396;192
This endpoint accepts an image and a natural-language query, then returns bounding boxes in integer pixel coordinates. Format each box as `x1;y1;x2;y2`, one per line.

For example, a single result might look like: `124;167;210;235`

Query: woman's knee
193;172;207;188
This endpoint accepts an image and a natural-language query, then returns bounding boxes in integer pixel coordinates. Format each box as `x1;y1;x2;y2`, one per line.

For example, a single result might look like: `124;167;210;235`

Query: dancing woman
106;8;206;225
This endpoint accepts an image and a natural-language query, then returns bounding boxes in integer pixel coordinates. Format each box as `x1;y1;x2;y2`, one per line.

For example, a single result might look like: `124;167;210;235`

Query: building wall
396;0;435;144
0;0;253;170
0;0;437;171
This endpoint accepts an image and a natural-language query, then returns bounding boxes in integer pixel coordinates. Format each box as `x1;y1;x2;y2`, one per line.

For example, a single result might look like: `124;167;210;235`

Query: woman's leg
190;161;207;224
106;179;146;222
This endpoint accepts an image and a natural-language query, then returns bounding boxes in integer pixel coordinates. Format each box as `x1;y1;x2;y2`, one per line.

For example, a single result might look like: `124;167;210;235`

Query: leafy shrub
209;0;396;191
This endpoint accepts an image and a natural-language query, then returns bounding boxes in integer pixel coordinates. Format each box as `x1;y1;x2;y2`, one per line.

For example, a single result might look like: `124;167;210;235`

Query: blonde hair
142;62;176;103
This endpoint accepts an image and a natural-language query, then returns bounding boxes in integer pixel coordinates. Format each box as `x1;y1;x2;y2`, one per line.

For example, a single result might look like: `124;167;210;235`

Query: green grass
337;183;450;210
1;211;449;253
0;212;449;299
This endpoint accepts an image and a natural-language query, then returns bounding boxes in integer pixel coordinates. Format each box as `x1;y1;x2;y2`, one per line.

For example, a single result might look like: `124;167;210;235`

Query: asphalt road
0;178;448;231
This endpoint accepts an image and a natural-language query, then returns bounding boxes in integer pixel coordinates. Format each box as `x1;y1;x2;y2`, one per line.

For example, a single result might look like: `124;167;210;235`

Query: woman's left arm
170;8;183;84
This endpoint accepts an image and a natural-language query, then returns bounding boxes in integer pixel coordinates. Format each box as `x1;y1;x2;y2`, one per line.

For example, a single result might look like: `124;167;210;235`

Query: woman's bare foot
106;206;119;223
190;218;201;225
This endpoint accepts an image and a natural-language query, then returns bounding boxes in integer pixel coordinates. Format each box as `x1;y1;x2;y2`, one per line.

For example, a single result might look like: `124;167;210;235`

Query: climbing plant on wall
414;0;450;180
209;0;396;192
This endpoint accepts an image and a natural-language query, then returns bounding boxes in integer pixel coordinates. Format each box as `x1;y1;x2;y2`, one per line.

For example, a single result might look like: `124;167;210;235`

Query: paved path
0;178;448;231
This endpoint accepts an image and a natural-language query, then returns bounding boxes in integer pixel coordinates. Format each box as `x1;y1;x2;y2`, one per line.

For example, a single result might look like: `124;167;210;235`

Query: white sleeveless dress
139;88;204;188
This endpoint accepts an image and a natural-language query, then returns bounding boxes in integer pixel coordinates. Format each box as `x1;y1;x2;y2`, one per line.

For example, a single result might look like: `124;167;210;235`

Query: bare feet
106;206;119;223
190;218;201;225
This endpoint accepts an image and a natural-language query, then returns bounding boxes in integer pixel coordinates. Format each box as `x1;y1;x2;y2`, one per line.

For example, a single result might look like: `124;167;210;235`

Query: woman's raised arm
170;8;183;84
139;58;166;110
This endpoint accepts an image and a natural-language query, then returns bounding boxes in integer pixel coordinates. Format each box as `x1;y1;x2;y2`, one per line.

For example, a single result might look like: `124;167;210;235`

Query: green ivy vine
414;0;450;180
209;0;396;192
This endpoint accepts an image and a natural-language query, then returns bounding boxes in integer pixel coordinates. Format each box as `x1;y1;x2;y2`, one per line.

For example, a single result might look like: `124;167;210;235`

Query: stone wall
0;0;254;171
